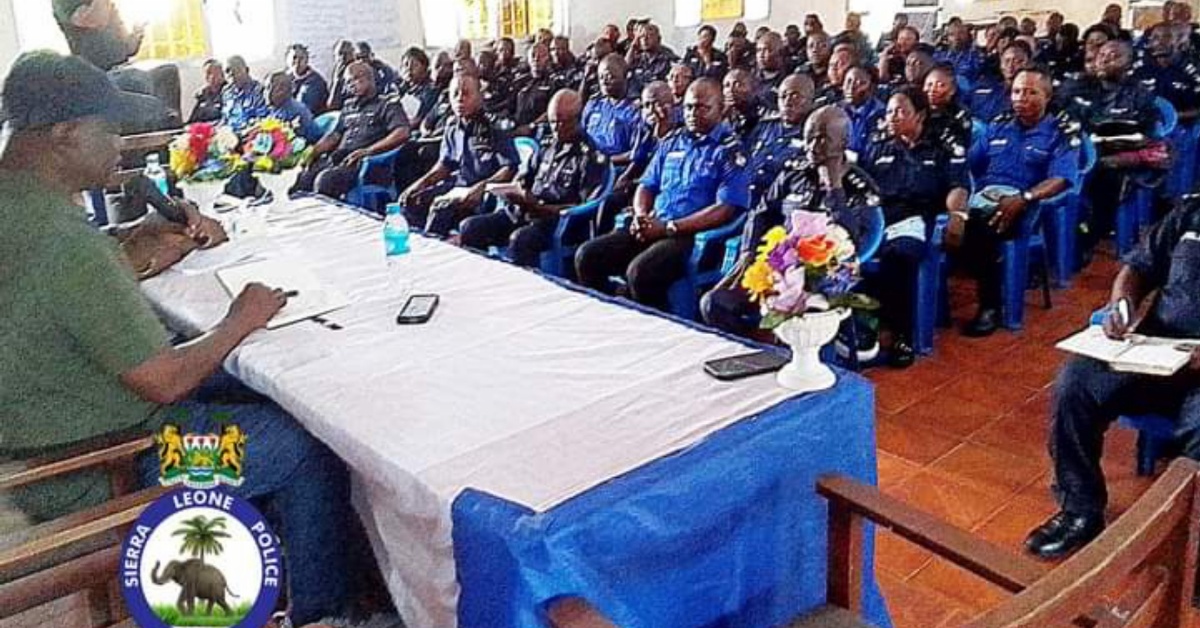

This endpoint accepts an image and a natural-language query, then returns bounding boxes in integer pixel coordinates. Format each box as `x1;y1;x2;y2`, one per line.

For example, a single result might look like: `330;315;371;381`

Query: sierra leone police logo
120;488;283;628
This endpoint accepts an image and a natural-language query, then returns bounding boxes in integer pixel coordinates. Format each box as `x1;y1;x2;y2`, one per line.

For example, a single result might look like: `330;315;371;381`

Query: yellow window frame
131;0;209;62
701;0;744;21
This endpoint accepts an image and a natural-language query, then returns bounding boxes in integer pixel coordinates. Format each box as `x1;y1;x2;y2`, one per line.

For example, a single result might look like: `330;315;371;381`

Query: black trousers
575;230;695;309
961;214;1018;311
1050;357;1200;516
295;150;395;201
700;286;759;336
459;211;558;268
862;235;926;338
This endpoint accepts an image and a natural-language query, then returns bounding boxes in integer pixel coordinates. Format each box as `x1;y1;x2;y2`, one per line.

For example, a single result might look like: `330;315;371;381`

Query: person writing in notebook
1026;199;1200;560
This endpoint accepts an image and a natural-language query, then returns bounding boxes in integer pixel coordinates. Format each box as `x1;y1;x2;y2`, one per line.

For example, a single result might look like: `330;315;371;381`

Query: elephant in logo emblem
151;559;238;616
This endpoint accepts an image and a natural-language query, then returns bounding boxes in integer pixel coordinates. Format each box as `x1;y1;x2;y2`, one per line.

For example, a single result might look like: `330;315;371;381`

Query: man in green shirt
0;51;355;626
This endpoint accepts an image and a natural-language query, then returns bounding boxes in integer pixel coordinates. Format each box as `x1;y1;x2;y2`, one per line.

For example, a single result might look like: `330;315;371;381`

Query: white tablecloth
140;197;796;627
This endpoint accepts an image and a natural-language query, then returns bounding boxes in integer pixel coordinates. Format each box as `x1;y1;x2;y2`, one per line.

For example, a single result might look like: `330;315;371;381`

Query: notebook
1055;326;1197;377
216;258;350;329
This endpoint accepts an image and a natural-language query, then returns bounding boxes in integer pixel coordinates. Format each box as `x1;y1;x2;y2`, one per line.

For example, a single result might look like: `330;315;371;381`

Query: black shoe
889;336;916;369
963;308;1000;338
1024;511;1105;560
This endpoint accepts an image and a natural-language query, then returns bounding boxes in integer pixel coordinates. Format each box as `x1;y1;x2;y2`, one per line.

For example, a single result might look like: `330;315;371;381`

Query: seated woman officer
923;62;973;148
859;85;970;367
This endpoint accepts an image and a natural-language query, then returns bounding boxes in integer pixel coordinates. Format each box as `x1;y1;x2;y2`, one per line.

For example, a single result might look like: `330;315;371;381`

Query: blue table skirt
452;373;890;628
303;195;891;628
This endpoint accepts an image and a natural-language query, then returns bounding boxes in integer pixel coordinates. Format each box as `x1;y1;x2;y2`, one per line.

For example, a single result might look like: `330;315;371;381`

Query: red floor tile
876;414;962;466
886;470;1010;531
928;442;1046;497
877;572;975;628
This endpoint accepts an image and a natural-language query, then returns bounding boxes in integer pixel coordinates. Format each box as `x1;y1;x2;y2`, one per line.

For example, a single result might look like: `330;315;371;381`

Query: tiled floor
862;251;1156;626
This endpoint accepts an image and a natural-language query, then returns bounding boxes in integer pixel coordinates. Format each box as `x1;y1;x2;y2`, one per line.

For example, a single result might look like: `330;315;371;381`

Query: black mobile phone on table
397;294;440;324
703;350;789;381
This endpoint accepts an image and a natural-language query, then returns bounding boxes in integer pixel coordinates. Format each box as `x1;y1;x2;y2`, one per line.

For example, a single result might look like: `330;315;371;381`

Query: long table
140;196;891;628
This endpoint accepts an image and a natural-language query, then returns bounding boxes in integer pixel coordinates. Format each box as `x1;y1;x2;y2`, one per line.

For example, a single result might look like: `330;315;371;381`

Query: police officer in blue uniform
683;25;729;80
512;43;556;136
842;66;886;157
294;61;411;201
221;56;268;135
627;23;678;100
753;31;788;112
924;63;973;148
287;44;329;116
478;49;515;121
550;37;583;93
1026;198;1200;559
861;85;971;365
355;42;399;96
1060;40;1159;247
265;71;321;143
459;90;607;267
799;31;833;91
576;78;750;310
701;105;878;337
1134;23;1200;124
597;81;681;234
582;54;641;158
398;47;442;132
722;69;765;148
399;74;520;236
935;21;983;86
813;45;854;108
968;41;1033;124
960;67;1082;336
747;74;816;202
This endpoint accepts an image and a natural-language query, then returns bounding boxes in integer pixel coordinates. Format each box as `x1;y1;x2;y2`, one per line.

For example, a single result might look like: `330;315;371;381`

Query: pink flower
787;210;829;239
766;266;808;314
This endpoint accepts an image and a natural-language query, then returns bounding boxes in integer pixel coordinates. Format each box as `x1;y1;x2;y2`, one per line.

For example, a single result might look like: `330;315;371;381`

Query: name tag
989;139;1009;147
922;159;936;166
875;155;895;164
667;151;686;159
1182;231;1200;243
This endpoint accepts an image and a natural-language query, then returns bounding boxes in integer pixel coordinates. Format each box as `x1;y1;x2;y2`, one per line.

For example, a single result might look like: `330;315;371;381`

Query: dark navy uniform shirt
513;74;557;127
723;105;765;149
639;125;752;221
754;69;787;112
369;60;400;95
862;131;970;224
813;84;844;108
1056;77;1159;137
1125;199;1200;337
682;46;729;80
336;93;409;153
550;64;583;93
843;97;885;156
1134;59;1200;120
975;112;1083;191
221;80;269;134
482;74;515;119
927;102;974;149
189;86;223;124
742;161;879;251
438;113;521;187
747;118;807;199
582;97;641;156
966;75;1011;123
398;79;441;128
628;48;679;97
522;134;608;206
290;70;329;116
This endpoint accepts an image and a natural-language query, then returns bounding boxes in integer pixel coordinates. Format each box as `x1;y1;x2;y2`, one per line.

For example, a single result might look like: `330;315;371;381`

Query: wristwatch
1020;190;1035;203
665;220;680;237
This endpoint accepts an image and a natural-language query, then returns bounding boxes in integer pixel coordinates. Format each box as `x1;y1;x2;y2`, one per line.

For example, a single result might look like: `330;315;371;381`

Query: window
463;0;493;40
676;0;765;27
701;0;744;20
122;0;209;61
497;0;555;39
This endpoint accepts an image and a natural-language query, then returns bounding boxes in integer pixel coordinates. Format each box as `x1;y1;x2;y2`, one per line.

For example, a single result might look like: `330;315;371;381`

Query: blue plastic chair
1087;308;1177;477
314;111;341;138
538;165;616;277
513;137;540;172
1168;119;1200;198
1114;97;1177;256
345;146;406;214
1037;135;1097;289
665;213;749;320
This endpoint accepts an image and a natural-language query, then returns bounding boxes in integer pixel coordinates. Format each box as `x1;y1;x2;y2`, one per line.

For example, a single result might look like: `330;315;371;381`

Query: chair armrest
721;237;741;276
560;198;603;220
357;146;405;181
817;474;1049;593
0;437;154;492
930;213;949;249
694;214;746;247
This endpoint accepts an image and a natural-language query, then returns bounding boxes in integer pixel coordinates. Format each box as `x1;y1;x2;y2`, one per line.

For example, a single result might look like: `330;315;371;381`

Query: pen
282;290;299;298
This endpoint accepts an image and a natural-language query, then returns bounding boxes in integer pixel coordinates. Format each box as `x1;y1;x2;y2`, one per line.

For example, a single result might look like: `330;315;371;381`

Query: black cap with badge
0;50;159;131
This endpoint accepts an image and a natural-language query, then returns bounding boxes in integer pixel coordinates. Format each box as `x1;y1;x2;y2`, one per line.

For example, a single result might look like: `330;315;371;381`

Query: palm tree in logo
174;515;230;563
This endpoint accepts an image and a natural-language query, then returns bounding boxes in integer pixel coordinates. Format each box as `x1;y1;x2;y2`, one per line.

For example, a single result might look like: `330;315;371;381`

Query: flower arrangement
741;210;872;329
168;123;242;183
241;118;313;174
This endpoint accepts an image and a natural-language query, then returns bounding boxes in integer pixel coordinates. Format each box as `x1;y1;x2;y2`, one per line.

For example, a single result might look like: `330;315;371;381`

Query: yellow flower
259;118;285;132
756;226;788;258
254;156;276;172
741;259;775;301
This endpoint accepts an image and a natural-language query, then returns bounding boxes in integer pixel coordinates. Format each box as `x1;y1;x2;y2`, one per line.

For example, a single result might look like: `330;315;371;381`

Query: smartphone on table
703;350;789;381
397;294;440;325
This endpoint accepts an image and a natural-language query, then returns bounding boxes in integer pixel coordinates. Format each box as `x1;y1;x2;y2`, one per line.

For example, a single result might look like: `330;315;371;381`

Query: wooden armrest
121;129;181;153
0;545;122;618
107;168;144;189
817;474;1048;593
547;598;619;628
0;486;164;580
0;437;154;492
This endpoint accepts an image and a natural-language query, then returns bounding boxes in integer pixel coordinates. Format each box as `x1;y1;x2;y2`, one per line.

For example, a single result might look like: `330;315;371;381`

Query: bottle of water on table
144;154;170;196
383;202;414;298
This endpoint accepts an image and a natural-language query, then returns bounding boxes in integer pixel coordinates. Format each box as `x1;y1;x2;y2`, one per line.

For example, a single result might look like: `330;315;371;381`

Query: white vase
772;308;850;392
258;169;300;205
178;179;227;217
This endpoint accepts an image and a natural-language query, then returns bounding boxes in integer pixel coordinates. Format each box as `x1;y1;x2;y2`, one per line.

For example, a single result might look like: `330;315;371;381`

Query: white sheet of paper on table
173;239;266;275
216;257;351;329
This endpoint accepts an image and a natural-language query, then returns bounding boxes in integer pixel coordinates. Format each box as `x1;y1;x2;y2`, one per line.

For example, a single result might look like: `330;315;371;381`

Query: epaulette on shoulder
845;164;880;195
664;127;687;142
1054;110;1082;137
991;111;1016;125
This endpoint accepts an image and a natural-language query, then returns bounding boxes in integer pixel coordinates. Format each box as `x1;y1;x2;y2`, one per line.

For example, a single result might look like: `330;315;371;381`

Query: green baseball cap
1;50;153;131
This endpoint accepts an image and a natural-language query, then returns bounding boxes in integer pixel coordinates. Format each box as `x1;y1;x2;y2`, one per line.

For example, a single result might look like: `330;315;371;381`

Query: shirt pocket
662;152;686;187
1166;235;1200;293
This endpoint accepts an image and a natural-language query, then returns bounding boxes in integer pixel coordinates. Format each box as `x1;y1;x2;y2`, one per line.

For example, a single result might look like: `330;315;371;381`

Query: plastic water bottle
383;202;414;297
143;154;169;196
